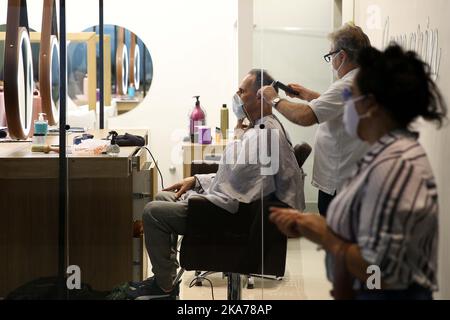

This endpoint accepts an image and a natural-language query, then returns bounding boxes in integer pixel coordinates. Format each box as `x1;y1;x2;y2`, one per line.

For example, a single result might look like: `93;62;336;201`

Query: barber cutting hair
133;69;305;300
259;23;371;217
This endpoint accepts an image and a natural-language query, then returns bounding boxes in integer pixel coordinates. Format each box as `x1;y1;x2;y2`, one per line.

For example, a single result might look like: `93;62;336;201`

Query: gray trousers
142;191;188;290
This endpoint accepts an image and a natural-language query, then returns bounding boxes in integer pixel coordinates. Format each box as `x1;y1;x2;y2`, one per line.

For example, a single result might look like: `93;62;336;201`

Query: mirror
1;0;36;140
67;25;153;116
50;37;60;117
17;28;35;137
50;39;59;111
39;0;60;126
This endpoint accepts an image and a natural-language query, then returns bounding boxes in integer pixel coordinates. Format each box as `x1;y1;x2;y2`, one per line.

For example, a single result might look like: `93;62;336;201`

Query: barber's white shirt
309;69;369;195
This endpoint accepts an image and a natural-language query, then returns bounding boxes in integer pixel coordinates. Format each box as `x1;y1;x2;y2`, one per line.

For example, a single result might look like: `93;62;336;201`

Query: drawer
132;161;153;220
132;161;153;281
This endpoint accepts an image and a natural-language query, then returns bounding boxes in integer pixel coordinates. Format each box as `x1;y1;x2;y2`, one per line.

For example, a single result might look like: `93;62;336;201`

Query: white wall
353;0;450;299
64;0;237;188
0;0;238;188
103;0;237;188
253;0;335;204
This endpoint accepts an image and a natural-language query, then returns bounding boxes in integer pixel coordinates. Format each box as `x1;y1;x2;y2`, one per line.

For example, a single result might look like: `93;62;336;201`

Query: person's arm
275;99;319;127
194;173;216;192
287;83;321;102
163;177;196;199
259;86;318;127
324;231;387;287
269;209;388;287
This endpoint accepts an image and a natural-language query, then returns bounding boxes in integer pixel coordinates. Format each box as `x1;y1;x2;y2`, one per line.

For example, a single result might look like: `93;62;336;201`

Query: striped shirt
326;130;439;291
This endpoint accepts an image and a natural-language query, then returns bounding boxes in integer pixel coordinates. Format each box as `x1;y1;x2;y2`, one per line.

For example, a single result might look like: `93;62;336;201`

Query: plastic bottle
220;104;229;140
189;96;206;143
34;113;48;135
128;83;136;98
106;131;120;157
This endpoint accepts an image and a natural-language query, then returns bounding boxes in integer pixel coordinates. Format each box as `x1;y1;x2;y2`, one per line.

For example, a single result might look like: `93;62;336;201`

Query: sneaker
128;277;155;290
126;278;180;300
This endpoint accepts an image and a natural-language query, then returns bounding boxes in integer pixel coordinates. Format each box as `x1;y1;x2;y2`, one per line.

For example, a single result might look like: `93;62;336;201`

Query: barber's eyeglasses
323;50;341;63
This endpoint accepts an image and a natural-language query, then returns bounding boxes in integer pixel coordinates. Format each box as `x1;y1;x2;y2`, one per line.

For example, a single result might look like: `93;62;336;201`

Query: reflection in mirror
130;33;140;91
67;25;153;120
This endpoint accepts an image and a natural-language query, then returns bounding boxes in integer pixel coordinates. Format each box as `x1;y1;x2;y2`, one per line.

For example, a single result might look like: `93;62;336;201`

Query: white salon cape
181;115;305;213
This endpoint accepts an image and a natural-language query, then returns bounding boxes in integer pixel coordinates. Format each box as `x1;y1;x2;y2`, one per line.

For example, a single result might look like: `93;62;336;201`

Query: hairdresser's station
0;0;158;297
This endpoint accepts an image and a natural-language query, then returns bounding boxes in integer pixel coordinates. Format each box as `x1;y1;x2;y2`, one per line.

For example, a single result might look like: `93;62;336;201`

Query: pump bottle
189;96;206;143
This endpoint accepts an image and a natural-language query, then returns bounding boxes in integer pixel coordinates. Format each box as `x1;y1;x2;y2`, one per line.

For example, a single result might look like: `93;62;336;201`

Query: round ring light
17;29;34;137
116;43;129;96
130;34;140;91
39;0;60;126
49;36;60;120
4;27;35;140
122;45;129;95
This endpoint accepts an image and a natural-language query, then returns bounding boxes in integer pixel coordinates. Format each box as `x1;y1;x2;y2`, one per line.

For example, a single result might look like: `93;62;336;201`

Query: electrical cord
189;276;215;300
142;147;165;190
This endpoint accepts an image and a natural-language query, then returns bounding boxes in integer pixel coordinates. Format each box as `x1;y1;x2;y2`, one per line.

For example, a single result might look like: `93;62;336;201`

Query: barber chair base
246;275;283;289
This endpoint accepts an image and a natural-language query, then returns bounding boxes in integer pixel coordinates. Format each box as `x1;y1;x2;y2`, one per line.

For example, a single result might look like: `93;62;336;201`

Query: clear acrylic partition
254;0;337;300
1;0;340;301
0;0;63;300
63;0;245;301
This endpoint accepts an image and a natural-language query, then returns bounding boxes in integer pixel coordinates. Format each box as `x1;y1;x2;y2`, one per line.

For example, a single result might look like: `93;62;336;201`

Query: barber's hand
163;177;196;199
287;84;320;102
257;86;279;107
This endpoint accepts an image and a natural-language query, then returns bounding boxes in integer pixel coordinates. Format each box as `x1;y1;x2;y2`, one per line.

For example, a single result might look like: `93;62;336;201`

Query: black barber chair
176;143;312;300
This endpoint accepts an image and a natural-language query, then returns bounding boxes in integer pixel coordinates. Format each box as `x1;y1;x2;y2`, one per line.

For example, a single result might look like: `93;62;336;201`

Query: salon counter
0;129;154;297
182;140;229;178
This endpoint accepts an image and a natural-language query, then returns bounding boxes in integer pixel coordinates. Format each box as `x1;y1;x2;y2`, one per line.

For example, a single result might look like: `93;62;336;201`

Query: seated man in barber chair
137;69;305;299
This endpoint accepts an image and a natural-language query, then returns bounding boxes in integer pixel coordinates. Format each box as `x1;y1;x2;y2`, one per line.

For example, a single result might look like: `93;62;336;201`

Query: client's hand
163;177;196;199
235;119;249;131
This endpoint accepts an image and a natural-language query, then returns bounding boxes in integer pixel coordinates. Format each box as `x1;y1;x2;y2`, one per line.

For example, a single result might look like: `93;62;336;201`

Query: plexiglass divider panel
0;0;340;301
254;0;336;300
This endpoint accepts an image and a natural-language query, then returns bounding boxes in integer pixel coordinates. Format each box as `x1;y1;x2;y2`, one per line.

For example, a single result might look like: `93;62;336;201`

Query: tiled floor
178;239;332;300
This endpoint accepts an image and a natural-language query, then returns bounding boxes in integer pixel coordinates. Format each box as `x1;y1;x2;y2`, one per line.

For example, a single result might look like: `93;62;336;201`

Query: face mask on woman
343;95;370;139
232;93;247;120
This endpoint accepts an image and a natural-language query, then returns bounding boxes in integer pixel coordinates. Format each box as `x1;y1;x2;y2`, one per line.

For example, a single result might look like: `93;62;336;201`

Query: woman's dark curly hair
356;44;447;128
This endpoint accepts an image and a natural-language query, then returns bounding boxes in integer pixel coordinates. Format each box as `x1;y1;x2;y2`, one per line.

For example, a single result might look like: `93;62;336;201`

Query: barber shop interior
0;0;449;302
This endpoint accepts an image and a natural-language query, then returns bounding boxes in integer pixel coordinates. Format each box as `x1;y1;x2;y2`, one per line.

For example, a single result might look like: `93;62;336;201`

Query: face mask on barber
343;94;370;139
332;50;346;79
232;93;247;120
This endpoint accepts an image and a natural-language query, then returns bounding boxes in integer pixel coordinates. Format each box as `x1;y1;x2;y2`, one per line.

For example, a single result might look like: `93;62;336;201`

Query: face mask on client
232;93;247;120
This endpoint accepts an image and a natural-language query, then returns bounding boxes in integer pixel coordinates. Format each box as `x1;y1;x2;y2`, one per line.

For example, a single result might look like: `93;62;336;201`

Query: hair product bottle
189;96;206;143
220;104;229;140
